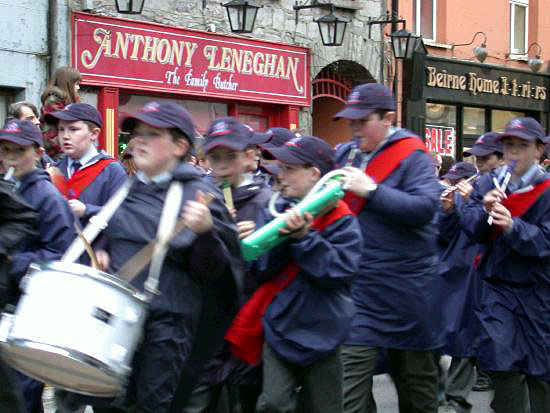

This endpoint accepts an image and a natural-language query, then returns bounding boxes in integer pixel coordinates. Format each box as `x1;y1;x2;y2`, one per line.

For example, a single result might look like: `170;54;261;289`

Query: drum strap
143;181;184;297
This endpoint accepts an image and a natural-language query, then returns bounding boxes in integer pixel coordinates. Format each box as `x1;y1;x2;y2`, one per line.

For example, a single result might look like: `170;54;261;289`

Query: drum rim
2;338;126;397
39;261;146;302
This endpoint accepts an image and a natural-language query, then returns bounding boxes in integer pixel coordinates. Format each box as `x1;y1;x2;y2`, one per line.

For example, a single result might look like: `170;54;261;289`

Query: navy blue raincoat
336;129;443;350
459;167;550;380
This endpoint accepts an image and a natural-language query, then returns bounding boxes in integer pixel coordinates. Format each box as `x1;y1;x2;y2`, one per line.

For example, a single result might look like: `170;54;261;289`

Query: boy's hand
68;199;87;217
280;210;314;239
342;167;377;198
182;191;213;235
488;202;513;231
237;221;255;239
483;188;506;212
95;250;110;272
440;190;455;212
456;181;474;199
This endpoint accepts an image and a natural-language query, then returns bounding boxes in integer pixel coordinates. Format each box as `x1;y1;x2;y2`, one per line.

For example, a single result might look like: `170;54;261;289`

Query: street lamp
390;28;419;60
527;42;544;73
293;1;349;47
452;31;488;63
115;0;145;14
222;0;261;34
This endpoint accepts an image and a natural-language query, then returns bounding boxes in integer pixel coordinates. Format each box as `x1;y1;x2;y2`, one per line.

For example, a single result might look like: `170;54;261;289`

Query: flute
440;173;478;197
3;166;14;181
488;162;515;225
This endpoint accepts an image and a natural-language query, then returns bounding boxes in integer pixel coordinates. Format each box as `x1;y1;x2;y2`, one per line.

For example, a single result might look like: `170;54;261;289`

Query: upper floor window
510;0;528;55
413;0;436;41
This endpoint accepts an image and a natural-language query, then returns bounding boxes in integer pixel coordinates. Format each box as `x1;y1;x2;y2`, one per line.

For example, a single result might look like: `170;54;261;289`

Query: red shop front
72;12;311;157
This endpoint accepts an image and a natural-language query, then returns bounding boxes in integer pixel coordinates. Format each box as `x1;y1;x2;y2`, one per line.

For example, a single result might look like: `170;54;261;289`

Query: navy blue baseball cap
45;103;103;128
204;117;252;153
0;119;43;146
121;102;196;144
259;161;281;177
242;124;271;145
333;83;396;120
463;132;503;157
268;135;335;176
498;117;545;142
260;128;296;159
442;162;477;180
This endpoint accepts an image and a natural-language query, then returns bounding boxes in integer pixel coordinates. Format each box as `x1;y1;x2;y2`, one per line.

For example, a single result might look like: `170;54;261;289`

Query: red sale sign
425;125;455;156
72;12;311;106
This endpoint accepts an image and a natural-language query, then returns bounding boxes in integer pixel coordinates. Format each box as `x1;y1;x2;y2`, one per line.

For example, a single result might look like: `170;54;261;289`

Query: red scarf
51;159;114;199
225;201;353;365
343;137;427;215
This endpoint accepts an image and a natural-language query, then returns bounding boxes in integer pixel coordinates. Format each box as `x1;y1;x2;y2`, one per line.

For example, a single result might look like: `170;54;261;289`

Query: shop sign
72;12;311;106
425;125;455;156
426;65;547;101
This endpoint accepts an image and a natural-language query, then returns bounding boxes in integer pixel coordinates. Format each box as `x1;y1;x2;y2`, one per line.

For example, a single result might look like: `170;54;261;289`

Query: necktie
72;161;82;176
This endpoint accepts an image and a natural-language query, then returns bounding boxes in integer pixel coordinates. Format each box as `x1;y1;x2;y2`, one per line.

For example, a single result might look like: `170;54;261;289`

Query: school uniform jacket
255;197;363;366
56;151;127;219
7;169;75;302
102;162;243;412
459;168;550;380
335;129;443;350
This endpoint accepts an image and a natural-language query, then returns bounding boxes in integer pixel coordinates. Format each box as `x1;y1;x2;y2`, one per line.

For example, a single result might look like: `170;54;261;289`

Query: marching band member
228;136;362;413
334;83;443;413
59;102;243;413
463;131;504;175
44;103;127;223
0;119;75;413
184;118;272;413
459;117;550;413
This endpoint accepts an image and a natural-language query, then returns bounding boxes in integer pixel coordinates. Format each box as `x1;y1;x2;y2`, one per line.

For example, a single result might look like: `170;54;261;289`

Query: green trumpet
240;179;346;262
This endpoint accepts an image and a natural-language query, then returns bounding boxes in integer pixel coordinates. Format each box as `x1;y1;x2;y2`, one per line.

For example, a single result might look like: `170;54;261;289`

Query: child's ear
310;166;321;181
174;138;190;158
35;147;45;157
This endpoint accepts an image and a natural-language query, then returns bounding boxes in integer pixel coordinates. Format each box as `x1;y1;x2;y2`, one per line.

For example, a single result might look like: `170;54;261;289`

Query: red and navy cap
0;119;43;147
333;83;396;120
121;101;196;143
463;132;503;157
498;117;545;142
260;128;296;159
267;135;335;176
204;117;251;153
45;103;103;128
442;161;477;180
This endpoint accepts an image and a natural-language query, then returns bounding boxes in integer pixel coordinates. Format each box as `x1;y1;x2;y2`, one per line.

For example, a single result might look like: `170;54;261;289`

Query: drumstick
3;166;14;181
71;213;100;269
222;182;234;211
117;192;214;282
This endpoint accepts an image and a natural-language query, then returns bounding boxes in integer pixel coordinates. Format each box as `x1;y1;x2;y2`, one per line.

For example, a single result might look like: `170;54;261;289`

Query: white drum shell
0;261;147;397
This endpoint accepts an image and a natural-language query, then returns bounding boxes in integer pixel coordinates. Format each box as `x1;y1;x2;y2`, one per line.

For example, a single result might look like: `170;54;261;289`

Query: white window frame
414;0;437;42
510;0;529;56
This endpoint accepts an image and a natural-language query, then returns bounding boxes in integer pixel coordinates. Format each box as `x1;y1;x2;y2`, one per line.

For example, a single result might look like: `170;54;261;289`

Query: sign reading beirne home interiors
424;57;550;112
72;12;311;106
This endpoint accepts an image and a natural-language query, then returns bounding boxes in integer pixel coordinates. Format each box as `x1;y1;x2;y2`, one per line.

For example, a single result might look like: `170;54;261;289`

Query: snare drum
0;261;147;397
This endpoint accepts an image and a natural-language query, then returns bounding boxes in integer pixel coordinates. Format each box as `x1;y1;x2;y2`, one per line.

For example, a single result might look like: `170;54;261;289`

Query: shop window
425;103;456;158
510;0;528;55
239;114;268;132
413;0;436;41
463;107;485;149
492;109;525;132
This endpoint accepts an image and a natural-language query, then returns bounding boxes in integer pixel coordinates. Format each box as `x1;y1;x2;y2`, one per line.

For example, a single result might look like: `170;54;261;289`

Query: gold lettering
156;38;171;64
141;36;159;63
500;77;509;95
232;49;244;73
264;54;276;77
170;40;185;66
540;87;547;100
481;79;493;93
436;73;444;87
129;35;145;60
468;73;478;96
203;45;220;70
81;28;111;69
275;56;286;78
492;80;500;94
253;52;265;76
521;82;531;98
219;47;233;72
184;42;198;67
511;79;518;96
112;32;131;59
460;76;466;90
242;50;254;74
427;66;437;86
287;57;303;94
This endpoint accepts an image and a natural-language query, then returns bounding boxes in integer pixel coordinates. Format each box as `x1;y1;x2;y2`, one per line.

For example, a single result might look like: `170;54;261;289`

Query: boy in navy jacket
459;117;550;413
44;103;127;222
0;119;75;413
229;136;362;412
334;83;442;413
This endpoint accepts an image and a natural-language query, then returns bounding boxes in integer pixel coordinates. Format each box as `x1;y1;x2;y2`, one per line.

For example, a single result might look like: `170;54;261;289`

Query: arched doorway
312;60;375;147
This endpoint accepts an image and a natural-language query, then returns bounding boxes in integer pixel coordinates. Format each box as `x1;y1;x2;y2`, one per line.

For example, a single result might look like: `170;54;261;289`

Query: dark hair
8;101;39;119
439;156;455;178
372;109;393;119
41;66;82;104
167;128;192;161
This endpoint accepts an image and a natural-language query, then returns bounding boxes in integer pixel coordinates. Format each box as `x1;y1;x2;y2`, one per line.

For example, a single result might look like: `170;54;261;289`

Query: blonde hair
41;67;82;104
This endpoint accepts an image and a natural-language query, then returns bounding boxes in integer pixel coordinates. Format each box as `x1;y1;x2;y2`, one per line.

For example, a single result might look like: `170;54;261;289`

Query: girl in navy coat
459;117;550;413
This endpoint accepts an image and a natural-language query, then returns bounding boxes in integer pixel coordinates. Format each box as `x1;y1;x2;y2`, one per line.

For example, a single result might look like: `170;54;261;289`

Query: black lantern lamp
390;28;419;60
293;1;349;47
527;42;543;73
115;0;145;14
222;0;261;34
452;31;488;63
315;7;349;46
